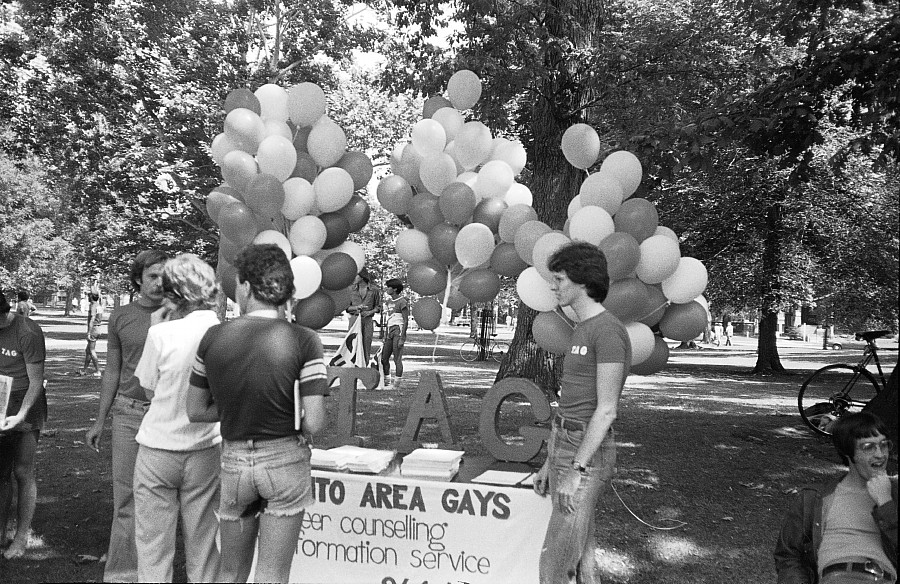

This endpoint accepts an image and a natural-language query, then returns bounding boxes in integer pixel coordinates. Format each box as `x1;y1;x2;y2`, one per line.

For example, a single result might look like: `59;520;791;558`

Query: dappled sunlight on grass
595;547;637;580
649;533;712;563
615;467;660;489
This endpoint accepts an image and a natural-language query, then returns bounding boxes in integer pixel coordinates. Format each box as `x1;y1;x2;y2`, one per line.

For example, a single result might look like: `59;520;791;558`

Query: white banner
257;470;552;584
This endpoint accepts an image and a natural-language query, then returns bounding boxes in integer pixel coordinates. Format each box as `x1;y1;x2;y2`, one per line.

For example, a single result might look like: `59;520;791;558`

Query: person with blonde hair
131;254;222;582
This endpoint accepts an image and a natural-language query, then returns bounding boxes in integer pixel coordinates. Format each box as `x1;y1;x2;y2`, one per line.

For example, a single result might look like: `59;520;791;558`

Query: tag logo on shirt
570;345;588;356
1;348;18;357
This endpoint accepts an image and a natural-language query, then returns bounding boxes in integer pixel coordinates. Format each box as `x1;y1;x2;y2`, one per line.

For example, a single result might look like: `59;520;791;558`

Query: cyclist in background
775;411;897;583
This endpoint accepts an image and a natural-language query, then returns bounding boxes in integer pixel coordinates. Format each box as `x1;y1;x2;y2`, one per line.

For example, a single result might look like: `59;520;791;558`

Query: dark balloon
320;212;351;249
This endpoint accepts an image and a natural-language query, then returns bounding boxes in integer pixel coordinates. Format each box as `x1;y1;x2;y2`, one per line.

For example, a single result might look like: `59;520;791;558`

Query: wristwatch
571;461;588;474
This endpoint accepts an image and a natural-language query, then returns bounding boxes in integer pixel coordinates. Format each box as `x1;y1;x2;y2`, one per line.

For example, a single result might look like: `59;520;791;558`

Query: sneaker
74;369;86;376
391;376;402;390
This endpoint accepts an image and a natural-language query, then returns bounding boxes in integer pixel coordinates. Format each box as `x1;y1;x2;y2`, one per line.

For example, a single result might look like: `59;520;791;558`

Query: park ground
0;309;897;583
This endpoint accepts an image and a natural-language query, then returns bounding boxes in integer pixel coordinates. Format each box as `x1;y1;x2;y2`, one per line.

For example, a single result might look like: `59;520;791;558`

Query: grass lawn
1;310;896;583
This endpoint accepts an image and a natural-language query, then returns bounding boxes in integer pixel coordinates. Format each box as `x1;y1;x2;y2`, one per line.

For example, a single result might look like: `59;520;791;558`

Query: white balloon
289;216;327;256
532;232;571;281
491;139;527;175
254;84;289;122
567;195;583;219
281;177;315;220
253;230;292;259
263;120;293;140
635;234;681;284
419;153;458;196
411;119;447;156
290;255;322;300
390;142;406;175
516;267;558;312
568;206;615;245
395;229;434;264
599;151;643;198
455;222;495;268
661;257;708;303
256;135;297;182
432;107;464;141
626;322;656;365
313;167;354;213
210;133;238;166
474;160;514;199
505;182;533;206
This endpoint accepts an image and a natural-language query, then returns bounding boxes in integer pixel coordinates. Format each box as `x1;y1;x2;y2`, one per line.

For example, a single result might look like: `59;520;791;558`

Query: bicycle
460;336;509;363
798;329;891;436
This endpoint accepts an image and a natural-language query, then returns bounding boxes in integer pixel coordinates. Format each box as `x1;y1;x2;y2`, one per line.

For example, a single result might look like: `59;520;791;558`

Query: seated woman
132;254;222;582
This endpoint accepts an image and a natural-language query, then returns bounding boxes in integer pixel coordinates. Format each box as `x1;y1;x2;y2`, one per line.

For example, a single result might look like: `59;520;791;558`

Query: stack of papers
471;470;535;487
401;448;465;481
311;446;395;474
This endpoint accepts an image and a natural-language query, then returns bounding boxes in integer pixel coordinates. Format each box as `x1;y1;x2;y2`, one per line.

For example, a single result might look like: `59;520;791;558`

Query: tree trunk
498;0;605;392
754;310;786;373
753;198;787;374
497;306;559;400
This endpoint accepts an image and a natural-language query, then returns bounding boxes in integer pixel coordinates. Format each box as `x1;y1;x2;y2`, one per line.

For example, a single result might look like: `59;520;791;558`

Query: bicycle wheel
491;341;510;363
460;340;480;362
798;364;880;436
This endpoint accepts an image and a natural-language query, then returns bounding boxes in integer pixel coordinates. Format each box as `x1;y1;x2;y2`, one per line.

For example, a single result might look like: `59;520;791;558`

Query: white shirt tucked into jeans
134;310;221;450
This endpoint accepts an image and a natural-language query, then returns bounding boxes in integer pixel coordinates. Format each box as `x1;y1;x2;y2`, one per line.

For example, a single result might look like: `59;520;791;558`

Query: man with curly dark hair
187;244;328;583
534;241;631;584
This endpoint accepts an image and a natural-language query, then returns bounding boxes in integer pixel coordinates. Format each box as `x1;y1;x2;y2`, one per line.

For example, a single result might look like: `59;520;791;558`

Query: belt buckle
863;561;884;578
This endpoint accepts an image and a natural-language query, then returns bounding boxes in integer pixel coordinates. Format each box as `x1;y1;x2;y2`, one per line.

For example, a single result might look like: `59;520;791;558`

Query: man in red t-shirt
534;242;631;584
188;244;328;583
0;290;47;559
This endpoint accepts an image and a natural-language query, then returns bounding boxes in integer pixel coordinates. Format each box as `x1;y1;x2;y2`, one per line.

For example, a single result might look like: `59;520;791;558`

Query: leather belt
822;561;894;581
553;415;586;432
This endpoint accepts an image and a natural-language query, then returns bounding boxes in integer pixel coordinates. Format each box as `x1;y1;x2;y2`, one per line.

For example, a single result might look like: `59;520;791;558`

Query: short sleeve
134;329;161;392
593;320;627;365
297;331;328;397
19;319;46;364
189;328;212;389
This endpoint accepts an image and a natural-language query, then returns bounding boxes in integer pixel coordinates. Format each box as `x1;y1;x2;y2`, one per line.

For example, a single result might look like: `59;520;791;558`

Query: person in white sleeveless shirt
132;254;222;582
775;412;897;583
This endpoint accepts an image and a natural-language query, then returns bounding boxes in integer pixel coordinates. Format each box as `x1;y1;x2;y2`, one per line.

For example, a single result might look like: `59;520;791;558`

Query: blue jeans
381;325;404;377
219;435;313;521
539;424;616;584
104;396;148;583
134;444;221;582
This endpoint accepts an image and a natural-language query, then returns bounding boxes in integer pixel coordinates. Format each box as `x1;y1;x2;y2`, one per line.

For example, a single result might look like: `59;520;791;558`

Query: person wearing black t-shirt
188;244;328;584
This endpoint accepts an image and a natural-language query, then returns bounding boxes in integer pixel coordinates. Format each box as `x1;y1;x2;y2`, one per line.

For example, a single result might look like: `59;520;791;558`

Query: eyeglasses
857;439;893;455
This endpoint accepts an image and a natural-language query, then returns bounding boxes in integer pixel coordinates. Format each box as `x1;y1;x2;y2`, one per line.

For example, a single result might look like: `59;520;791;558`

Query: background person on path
724;321;734;346
15;291;35;318
775;411;897;584
85;250;168;583
187;244;327;584
132;254;222;582
347;268;380;362
0;290;47;559
77;292;104;377
379;278;408;390
534;242;631;584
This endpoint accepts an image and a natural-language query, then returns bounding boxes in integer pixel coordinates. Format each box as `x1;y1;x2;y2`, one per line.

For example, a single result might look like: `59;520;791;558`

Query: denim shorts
219;435;313;521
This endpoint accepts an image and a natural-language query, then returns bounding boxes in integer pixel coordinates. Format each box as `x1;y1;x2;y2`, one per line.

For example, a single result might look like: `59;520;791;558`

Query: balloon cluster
206;83;374;329
528;123;710;374
376;70;533;331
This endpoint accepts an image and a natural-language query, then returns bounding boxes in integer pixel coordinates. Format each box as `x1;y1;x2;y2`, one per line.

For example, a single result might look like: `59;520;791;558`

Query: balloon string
635;301;669;324
431;332;439;362
553;307;577;331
